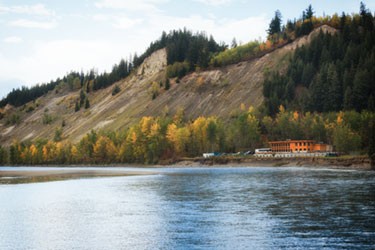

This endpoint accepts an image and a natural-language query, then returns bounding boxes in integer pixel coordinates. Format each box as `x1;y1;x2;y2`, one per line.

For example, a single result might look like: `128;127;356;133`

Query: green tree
112;85;121;96
231;37;238;48
333;125;361;153
9;141;22;165
343;87;354;110
304;5;314;20
75;101;80;112
327;64;342;111
54;128;63;142
206;119;218;152
268;10;282;36
79;89;86;106
368;119;375;168
352;69;371;111
85;98;90;109
0;146;8;165
164;78;170;90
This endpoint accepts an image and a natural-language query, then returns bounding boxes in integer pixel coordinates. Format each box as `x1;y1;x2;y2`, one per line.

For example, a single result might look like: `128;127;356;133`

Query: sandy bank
0;169;154;184
169;156;373;171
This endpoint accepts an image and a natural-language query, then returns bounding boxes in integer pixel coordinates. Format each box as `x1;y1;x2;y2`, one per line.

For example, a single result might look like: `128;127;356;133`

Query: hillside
0;26;335;146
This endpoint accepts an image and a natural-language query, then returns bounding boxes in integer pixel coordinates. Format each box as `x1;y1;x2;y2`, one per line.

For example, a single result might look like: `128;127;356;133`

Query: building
268;140;332;153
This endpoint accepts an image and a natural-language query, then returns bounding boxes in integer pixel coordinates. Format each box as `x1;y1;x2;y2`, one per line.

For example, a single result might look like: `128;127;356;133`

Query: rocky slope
0;25;336;145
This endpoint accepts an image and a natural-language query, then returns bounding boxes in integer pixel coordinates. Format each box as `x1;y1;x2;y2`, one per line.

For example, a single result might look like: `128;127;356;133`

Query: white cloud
92;14;143;29
194;0;232;6
92;14;110;22
0;3;55;16
9;19;57;29
113;16;143;29
143;13;268;44
95;0;168;12
0;39;139;90
3;36;23;44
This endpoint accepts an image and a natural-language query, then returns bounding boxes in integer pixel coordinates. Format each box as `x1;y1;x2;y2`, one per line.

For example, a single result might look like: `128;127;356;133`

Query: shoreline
0;156;372;184
1;155;372;170
166;155;373;171
0;169;155;184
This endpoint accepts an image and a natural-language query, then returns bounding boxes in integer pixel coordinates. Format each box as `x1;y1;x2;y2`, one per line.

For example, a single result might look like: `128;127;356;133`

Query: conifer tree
85;98;90;109
268;10;282;36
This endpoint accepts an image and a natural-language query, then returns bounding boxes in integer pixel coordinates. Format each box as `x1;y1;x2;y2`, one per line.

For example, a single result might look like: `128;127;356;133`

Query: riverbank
0;156;372;184
169;155;373;170
0;168;154;184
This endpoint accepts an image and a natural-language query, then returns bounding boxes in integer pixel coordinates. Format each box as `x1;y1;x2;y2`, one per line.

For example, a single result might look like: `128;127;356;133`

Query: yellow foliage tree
93;136;117;163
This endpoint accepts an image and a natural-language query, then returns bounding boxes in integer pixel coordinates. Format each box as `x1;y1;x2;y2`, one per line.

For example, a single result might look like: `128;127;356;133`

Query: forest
0;108;374;165
0;3;374;165
1;3;374;112
263;3;375;115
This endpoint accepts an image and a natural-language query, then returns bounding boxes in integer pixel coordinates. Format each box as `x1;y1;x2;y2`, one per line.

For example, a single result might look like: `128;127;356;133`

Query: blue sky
0;0;373;98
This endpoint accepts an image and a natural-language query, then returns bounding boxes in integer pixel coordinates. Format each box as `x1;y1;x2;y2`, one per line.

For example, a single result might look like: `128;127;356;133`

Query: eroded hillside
0;26;335;145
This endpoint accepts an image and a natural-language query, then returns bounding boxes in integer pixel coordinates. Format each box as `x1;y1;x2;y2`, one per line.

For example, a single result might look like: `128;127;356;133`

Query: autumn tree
93;136;117;163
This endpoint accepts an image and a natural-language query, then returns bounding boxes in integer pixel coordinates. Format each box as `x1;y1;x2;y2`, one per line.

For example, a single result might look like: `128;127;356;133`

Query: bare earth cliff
0;26;336;145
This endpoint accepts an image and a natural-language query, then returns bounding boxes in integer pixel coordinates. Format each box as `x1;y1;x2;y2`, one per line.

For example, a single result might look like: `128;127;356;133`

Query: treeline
0;108;373;165
0;71;87;108
3;3;371;109
264;3;375;115
93;59;132;91
147;29;226;78
0;56;134;108
0;29;224;108
0;82;59;108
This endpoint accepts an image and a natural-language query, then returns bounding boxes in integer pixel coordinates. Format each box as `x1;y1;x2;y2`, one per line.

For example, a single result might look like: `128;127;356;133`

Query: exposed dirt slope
0;26;335;145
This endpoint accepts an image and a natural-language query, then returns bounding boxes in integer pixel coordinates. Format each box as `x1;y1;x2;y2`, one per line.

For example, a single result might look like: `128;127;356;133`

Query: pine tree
352;69;370;111
327;64;342;111
164;78;170;90
79;90;86;106
343;87;354;110
268;10;282;36
231;38;238;48
85;98;90;109
75;101;80;112
305;5;314;20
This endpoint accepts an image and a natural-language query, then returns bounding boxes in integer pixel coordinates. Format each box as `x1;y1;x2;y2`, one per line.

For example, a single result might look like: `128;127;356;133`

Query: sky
0;0;373;99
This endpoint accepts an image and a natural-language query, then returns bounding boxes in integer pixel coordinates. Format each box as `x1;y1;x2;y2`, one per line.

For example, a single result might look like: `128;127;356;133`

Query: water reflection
0;167;374;249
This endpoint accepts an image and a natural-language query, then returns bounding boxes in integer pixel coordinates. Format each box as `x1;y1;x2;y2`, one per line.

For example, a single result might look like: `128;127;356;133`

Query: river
0;166;374;249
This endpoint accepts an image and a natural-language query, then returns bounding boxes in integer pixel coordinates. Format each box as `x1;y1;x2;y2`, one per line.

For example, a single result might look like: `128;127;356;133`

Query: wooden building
268;140;332;153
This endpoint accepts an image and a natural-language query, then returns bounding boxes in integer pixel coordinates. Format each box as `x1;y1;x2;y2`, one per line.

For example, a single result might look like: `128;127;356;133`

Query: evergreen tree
85;98;90;109
268;10;282;35
327;64;342;111
343;87;354;110
75;101;80;112
231;38;238;48
164;78;170;90
79;90;86;106
352;69;370;111
305;5;314;20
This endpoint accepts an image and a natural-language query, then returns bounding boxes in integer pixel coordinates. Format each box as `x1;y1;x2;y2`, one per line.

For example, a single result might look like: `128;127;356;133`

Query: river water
0;166;374;249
